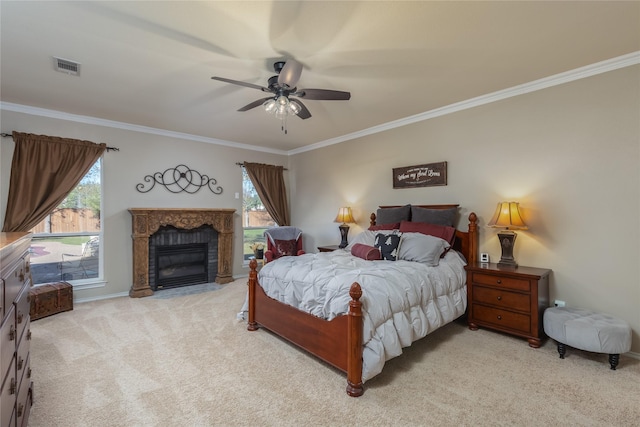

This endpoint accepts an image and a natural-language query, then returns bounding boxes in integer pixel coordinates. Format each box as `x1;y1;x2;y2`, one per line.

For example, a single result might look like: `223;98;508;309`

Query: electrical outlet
554;300;566;307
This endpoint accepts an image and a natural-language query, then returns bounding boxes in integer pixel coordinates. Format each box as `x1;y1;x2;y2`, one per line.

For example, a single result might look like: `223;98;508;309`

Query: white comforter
256;249;467;382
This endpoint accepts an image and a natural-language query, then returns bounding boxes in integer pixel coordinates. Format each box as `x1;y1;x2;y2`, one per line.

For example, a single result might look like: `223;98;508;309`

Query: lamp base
497;230;518;268
338;224;350;248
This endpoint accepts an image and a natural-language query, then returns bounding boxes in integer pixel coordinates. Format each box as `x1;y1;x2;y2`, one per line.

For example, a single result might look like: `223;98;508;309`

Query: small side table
465;262;550;348
318;245;341;252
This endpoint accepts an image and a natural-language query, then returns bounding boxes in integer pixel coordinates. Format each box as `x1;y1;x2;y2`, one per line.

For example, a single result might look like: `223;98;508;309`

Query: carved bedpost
247;258;258;331
346;282;364;397
468;212;478;264
370;212;377;227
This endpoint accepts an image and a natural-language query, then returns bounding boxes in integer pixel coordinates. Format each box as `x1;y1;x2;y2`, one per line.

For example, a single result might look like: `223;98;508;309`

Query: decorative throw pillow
397;233;450;266
399;220;456;246
350;243;382;261
376;204;411;225
274;239;296;258
368;222;400;231
410;206;457;227
374;233;402;261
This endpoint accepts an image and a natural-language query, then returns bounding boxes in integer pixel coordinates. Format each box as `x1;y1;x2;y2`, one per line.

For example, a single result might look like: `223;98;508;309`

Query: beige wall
289;66;640;353
0;110;287;300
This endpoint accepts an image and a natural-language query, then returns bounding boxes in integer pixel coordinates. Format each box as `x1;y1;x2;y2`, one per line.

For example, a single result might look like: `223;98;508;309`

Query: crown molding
0;102;289;155
2;51;638;156
288;51;640;155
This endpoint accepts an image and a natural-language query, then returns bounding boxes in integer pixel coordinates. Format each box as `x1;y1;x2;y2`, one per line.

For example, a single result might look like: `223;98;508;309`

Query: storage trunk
29;282;73;320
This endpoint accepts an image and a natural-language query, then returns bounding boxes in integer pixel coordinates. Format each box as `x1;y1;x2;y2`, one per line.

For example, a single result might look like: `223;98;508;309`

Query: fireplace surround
128;208;235;297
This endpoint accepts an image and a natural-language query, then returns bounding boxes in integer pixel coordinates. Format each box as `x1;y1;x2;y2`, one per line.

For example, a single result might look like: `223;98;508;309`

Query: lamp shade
488;202;528;230
334;207;355;224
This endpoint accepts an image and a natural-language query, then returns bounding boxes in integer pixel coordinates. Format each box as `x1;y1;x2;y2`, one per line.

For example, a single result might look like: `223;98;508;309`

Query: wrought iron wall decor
136;164;223;194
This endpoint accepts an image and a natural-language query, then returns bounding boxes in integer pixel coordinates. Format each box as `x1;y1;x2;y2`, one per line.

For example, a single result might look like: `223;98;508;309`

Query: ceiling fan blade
238;97;274;112
211;76;269;92
295;88;351;100
277;59;303;88
291;99;311;120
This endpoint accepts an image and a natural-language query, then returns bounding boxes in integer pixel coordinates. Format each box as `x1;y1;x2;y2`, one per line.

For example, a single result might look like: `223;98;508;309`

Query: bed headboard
369;204;478;264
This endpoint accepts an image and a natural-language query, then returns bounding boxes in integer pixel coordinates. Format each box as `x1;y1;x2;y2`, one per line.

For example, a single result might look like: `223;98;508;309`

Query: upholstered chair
264;226;305;263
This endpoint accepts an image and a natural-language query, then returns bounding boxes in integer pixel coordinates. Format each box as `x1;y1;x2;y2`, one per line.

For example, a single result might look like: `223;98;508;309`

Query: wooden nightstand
465;263;550;348
317;245;341;252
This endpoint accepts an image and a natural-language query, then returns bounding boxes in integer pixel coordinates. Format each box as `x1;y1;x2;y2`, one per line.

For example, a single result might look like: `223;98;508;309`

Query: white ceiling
1;1;639;153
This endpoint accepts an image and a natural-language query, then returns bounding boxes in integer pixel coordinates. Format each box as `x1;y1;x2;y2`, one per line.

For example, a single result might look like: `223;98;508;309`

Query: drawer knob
497;315;502;320
496;296;502;301
496;279;502;284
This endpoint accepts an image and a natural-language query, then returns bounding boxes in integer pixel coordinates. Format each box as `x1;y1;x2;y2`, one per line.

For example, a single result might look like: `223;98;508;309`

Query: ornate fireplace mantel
128;208;235;298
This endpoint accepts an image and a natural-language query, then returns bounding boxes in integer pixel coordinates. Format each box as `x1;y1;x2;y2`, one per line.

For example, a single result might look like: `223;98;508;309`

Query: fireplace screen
155;243;208;289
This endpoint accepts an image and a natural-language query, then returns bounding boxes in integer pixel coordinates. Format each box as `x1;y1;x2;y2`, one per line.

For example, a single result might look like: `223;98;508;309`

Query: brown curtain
2;132;107;232
244;162;290;226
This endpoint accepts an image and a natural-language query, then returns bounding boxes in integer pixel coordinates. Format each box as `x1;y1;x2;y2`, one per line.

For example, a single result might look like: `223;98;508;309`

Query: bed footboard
247;258;364;397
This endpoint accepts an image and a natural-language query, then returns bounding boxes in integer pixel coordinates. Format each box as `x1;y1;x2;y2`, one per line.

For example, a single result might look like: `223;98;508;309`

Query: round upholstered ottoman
543;307;632;369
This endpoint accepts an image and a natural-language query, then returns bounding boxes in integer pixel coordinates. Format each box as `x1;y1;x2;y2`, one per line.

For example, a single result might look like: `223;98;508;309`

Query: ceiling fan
211;59;350;133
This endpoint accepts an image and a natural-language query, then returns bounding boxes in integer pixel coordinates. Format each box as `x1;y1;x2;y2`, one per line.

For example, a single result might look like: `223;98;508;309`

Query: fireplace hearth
129;208;235;298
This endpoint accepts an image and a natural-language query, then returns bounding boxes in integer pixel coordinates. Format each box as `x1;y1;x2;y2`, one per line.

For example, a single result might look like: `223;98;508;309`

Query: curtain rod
1;132;119;151
236;162;287;170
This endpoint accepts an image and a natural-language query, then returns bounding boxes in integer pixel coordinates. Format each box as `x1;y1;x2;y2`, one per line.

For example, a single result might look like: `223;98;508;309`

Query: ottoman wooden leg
609;354;620;370
557;342;566;359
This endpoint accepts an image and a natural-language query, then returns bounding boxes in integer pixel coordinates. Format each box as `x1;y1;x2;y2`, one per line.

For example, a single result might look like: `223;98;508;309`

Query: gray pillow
376;204;411;225
397;232;450;266
410;206;457;227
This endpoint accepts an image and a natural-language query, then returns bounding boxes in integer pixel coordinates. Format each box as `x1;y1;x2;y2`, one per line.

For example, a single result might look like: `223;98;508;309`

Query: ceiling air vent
53;57;81;76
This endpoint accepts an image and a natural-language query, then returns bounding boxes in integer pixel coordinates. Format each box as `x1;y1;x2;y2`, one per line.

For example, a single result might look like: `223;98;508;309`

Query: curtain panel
2;132;106;232
244;162;290;226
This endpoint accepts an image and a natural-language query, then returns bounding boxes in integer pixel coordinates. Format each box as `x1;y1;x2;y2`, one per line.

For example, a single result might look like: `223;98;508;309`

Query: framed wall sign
393;161;447;189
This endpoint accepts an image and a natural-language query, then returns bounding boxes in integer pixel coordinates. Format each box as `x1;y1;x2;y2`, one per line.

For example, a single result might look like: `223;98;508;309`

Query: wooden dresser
0;233;33;427
465;262;550;348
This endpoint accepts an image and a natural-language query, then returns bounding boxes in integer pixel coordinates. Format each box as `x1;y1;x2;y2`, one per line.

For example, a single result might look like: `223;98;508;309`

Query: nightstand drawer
472;305;531;334
473;286;530;312
471;272;530;292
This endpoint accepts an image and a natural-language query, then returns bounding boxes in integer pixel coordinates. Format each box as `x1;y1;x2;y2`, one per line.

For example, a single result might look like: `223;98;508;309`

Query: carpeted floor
28;278;639;426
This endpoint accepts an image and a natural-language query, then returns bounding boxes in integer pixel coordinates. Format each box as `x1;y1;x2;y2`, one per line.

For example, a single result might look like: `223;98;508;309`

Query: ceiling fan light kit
211;59;350;134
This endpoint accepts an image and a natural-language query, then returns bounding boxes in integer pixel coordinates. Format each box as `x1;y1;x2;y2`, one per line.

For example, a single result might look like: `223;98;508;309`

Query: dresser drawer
471;272;530;292
16;317;30;388
473;286;531;313
0;306;16;380
15;283;30;343
16;355;30;427
471;304;531;334
0;357;16;427
3;257;26;313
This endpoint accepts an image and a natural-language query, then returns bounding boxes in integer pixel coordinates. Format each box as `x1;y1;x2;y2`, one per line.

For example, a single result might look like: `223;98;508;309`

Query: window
29;159;102;285
242;168;275;261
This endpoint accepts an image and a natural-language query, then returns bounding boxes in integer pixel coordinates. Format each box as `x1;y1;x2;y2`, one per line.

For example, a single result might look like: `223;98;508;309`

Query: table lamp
334;207;355;248
488;202;528;268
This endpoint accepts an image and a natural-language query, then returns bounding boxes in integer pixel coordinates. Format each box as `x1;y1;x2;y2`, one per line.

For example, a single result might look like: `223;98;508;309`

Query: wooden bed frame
247;205;478;396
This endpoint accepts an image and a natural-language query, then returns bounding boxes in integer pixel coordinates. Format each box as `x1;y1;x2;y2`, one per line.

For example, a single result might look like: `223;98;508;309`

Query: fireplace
149;224;218;290
128;208;235;298
156;243;208;289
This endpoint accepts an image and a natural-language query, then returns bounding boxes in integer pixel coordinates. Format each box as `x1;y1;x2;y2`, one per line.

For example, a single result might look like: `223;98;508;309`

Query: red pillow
399;220;456;246
351;243;382;261
274;239;297;258
368;222;400;231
